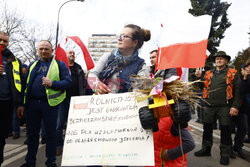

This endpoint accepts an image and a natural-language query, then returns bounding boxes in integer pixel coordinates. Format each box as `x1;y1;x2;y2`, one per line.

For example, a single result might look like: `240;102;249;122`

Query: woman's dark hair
125;24;151;49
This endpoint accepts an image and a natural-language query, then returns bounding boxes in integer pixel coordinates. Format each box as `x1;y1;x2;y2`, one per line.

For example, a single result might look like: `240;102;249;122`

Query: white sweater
87;52;149;93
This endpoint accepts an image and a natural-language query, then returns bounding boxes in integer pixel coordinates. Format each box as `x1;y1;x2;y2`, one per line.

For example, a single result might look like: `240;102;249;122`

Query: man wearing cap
194;51;241;165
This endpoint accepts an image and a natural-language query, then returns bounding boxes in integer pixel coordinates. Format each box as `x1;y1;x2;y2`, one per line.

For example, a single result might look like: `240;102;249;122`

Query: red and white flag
55;44;70;70
65;36;95;71
177;67;189;82
156;15;212;70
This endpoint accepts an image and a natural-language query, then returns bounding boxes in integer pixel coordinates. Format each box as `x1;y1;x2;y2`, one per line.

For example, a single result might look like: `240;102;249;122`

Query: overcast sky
3;0;250;65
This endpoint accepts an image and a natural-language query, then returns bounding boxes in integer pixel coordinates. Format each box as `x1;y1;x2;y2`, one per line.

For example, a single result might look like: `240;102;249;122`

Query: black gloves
139;106;159;132
170;100;191;136
171;100;191;125
139;99;191;134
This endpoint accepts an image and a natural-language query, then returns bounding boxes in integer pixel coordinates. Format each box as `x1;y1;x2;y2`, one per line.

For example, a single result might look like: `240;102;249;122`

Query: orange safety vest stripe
226;68;237;99
203;68;237;100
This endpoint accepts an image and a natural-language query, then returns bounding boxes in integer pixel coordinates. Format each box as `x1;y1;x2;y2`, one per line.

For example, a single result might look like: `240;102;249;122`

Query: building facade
88;34;117;62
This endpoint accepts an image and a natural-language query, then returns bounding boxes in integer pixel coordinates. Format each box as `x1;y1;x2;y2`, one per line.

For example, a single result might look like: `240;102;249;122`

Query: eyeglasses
116;34;133;41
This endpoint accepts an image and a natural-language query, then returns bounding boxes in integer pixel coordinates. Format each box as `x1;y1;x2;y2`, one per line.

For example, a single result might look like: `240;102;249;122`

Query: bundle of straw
130;75;205;109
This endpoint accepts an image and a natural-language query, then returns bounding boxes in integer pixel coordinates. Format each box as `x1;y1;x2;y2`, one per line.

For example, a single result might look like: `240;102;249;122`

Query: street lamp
55;0;85;50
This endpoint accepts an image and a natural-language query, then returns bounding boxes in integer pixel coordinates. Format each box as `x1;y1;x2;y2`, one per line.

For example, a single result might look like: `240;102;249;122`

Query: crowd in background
0;24;250;167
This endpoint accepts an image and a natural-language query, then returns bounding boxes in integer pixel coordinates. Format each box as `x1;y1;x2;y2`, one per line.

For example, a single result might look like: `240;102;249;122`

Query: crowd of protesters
0;24;250;167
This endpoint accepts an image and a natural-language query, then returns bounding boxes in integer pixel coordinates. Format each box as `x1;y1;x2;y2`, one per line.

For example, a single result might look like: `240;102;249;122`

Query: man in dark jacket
194;51;241;165
149;49;157;74
146;50;195;164
17;40;72;167
242;60;250;143
0;31;23;167
56;49;87;156
232;60;250;159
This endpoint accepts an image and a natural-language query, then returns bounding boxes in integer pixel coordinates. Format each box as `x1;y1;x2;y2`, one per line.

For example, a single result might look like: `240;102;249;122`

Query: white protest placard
61;92;154;166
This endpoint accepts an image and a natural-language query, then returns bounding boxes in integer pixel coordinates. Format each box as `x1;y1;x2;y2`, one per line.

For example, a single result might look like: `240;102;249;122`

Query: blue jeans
12;105;20;135
56;97;70;148
25;99;58;166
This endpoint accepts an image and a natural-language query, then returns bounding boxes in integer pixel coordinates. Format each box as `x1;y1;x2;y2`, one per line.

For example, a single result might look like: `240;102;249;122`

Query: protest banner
61;92;154;166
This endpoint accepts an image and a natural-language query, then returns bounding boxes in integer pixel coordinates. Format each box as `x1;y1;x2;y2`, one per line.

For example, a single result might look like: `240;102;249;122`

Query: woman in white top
88;24;150;94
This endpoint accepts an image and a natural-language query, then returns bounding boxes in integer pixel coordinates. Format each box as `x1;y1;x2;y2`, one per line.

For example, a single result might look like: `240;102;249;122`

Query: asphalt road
2;118;250;167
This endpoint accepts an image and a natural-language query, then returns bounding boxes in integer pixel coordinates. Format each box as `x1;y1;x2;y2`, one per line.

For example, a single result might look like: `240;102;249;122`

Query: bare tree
0;1;57;64
16;26;55;64
0;4;24;35
0;2;26;55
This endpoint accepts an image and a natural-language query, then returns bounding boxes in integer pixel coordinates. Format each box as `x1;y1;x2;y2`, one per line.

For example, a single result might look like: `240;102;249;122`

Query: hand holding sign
96;81;111;94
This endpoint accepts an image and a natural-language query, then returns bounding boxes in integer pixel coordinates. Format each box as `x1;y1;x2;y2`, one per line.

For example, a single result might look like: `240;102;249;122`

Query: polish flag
65;36;95;71
46;44;69;77
156;15;212;70
175;49;211;82
177;67;189;82
55;44;70;70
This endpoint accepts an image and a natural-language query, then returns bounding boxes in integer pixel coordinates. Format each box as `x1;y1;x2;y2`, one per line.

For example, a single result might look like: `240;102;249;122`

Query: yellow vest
24;59;66;106
12;58;21;92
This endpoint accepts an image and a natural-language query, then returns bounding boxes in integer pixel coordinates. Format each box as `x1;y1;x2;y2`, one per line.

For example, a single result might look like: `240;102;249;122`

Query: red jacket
147;117;187;167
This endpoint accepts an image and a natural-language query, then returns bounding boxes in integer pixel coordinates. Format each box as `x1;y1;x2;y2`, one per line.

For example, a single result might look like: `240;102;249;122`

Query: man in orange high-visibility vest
194;51;241;166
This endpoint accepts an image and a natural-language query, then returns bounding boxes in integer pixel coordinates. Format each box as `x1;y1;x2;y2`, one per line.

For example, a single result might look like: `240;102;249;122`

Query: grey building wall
88;34;117;62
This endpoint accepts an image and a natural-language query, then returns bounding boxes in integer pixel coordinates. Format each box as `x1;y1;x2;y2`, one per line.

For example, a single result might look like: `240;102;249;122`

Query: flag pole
46;49;57;78
155;23;164;72
55;0;85;50
48;0;85;77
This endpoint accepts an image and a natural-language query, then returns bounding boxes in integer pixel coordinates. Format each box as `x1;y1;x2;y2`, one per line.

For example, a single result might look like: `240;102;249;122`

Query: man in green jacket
194;51;240;166
17;40;72;167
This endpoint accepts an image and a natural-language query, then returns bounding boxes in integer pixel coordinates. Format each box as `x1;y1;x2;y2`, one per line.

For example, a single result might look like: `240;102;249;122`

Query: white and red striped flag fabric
65;36;95;71
156;15;212;70
177;67;189;82
55;44;70;70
